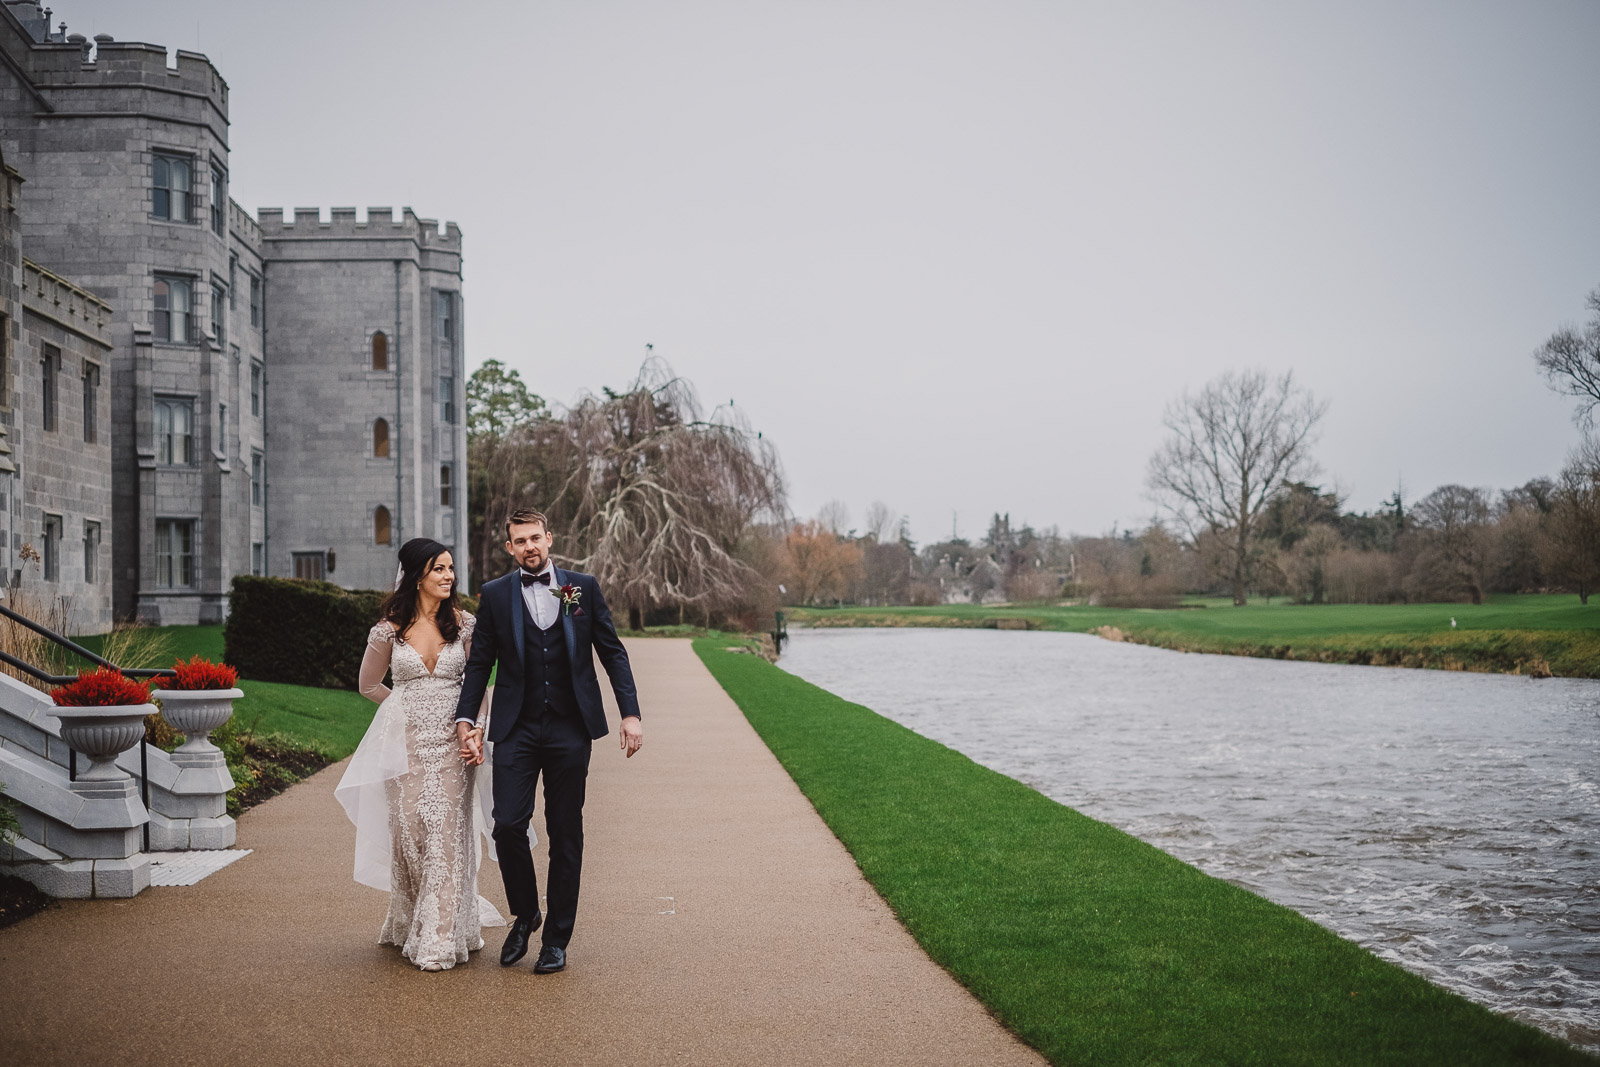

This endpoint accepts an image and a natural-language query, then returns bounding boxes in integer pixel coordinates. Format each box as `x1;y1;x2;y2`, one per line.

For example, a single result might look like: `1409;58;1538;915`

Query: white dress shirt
520;562;560;630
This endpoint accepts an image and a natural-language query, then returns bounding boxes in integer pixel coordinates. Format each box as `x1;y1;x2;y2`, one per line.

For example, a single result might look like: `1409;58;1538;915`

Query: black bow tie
521;569;552;586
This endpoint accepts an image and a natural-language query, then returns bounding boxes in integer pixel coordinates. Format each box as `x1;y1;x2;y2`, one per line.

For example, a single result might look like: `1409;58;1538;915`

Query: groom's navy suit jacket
456;566;640;744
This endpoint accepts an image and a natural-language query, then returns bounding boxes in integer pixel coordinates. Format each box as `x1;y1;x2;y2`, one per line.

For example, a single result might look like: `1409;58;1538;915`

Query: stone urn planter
156;687;243;764
51;703;156;785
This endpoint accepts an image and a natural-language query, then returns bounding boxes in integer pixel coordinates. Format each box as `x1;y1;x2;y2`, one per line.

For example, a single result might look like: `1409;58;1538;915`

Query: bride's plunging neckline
397;631;454;677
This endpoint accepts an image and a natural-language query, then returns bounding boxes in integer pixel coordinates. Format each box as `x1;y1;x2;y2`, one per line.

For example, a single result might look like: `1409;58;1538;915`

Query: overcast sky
61;0;1600;543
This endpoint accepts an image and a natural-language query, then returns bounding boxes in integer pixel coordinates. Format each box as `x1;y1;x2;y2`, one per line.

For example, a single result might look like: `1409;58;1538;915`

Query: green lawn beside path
788;593;1600;677
77;625;373;759
695;638;1595;1066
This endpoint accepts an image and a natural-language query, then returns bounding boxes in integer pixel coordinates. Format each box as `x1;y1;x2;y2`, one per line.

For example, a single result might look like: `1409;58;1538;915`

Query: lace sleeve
359;622;394;703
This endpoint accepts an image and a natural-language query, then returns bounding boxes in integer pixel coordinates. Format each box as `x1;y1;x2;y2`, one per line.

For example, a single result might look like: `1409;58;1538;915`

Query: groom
455;506;643;975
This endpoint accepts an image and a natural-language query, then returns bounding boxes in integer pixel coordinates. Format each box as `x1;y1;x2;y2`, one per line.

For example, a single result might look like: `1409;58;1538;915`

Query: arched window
373;417;389;458
374;505;392;546
371;331;388;371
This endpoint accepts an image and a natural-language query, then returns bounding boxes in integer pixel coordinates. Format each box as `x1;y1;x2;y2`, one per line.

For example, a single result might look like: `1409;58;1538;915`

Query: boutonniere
551;583;582;616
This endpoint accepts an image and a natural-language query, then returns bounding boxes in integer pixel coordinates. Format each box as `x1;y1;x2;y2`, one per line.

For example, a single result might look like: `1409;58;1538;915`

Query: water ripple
779;628;1600;1052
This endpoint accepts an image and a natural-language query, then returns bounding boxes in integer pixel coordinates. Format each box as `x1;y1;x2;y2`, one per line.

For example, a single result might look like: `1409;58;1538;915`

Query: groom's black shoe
533;945;566;974
500;913;542;967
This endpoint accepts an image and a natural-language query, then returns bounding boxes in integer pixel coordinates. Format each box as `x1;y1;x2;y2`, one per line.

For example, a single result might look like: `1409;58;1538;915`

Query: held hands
455;721;485;766
619;716;643;758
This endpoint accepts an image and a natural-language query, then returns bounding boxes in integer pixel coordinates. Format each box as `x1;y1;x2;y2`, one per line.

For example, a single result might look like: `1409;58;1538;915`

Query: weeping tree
544;361;786;630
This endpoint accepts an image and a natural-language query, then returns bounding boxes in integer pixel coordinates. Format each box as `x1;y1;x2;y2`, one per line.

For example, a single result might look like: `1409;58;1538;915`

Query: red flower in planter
50;667;152;708
160;655;239;691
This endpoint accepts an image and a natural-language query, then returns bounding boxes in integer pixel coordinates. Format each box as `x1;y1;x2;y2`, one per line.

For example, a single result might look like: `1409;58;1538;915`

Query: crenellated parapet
6;19;229;123
228;197;261;251
256;206;462;251
22;257;112;347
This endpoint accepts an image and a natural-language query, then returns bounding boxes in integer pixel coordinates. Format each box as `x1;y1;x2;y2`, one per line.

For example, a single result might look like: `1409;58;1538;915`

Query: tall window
152;154;192;222
154;275;192;342
250;275;261;327
435;291;454;348
250;361;262;416
371;331;388;371
440;464;453;507
42;514;62;581
374;505;392;546
211;283;226;347
229;255;237;308
84;521;100;583
293;552;326;580
251;542;264;577
155;397;195;466
439;375;456;424
251;451;264;506
218;402;228;458
0;312;8;407
82;361;100;443
156;519;196;588
41;343;59;431
210;165;225;235
373;417;390;458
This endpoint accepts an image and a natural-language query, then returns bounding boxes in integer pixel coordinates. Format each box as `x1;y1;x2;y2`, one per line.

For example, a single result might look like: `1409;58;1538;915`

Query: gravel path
0;639;1042;1066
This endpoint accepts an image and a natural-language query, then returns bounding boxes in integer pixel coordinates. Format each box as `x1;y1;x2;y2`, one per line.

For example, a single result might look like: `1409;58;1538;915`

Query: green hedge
224;576;385;689
223;576;482;690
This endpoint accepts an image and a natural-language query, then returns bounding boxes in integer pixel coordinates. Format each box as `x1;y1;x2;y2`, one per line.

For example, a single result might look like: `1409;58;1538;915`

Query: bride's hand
456;723;485;765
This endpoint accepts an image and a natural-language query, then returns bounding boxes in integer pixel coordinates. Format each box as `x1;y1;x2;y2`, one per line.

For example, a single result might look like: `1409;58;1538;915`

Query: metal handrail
0;601;180;851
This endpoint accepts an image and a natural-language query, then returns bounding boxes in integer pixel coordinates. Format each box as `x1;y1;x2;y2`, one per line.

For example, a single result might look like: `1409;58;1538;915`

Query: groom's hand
619;716;643;758
456;721;485;765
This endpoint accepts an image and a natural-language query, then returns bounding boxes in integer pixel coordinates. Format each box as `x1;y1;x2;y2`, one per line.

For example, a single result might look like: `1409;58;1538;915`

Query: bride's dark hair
379;537;461;642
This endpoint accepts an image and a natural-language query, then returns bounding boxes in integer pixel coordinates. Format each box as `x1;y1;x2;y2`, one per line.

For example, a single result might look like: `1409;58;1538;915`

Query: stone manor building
0;3;467;631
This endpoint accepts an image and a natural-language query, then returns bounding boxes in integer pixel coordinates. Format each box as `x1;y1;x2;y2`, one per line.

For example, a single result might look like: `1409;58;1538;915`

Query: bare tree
545;360;787;629
780;520;863;605
1408;484;1493;604
1541;437;1600;603
862;500;897;544
817;499;852;537
1534;286;1600;427
1146;370;1327;605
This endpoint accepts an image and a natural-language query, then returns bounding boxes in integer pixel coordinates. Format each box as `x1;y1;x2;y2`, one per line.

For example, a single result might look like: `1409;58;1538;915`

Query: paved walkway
0;640;1043;1066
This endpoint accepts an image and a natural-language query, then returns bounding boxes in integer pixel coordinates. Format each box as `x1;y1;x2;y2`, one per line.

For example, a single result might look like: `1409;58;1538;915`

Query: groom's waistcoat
522;607;580;721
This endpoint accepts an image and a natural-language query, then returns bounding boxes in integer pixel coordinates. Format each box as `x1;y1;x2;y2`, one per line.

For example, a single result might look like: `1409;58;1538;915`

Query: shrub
50;668;151;707
160;655;239;691
224;576;384;689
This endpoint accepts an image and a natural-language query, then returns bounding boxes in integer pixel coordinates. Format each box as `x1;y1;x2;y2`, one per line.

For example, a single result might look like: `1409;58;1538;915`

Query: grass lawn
696;638;1595;1066
788;593;1600;677
75;625;374;760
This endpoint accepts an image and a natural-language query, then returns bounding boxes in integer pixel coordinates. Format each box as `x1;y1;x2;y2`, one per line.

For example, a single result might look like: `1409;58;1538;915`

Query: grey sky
60;1;1600;543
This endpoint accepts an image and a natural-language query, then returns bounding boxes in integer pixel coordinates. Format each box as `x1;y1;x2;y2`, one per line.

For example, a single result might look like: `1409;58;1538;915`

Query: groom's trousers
491;708;592;950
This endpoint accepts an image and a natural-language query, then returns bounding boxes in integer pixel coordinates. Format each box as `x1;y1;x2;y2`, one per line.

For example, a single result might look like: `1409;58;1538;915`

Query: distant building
0;2;466;630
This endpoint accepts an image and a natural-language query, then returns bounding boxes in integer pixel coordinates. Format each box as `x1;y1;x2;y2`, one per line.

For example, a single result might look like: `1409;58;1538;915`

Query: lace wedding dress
334;614;506;970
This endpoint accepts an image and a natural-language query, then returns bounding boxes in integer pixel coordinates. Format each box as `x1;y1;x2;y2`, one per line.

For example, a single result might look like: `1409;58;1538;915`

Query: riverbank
696;637;1596;1066
786;594;1600;677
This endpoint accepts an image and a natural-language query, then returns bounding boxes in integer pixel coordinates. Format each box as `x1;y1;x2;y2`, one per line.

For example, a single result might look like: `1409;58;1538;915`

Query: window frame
251;542;264;577
153;274;194;343
84;520;100;584
373;417;390;459
250;360;262;417
440;463;453;507
82;360;100;444
211;282;227;348
292;551;326;581
155;518;196;588
154;395;196;467
251;451;264;506
42;513;62;582
40;341;59;432
209;164;225;236
249;274;261;328
151;153;194;223
374;505;392;546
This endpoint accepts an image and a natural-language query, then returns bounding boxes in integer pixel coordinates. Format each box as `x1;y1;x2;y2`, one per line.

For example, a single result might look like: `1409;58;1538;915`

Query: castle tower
256;208;467;593
0;4;252;625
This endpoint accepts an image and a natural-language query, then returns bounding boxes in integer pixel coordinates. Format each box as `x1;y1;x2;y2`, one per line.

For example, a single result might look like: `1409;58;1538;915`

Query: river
777;627;1600;1051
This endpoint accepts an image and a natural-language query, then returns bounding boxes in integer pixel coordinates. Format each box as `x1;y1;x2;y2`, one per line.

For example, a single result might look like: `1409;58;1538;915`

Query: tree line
467;286;1600;620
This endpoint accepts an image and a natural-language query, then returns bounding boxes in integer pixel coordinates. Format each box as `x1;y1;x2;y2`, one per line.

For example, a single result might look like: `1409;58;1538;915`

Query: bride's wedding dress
335;613;506;970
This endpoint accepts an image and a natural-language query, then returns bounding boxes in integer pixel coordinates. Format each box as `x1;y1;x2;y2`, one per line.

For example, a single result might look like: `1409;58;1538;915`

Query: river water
778;627;1600;1051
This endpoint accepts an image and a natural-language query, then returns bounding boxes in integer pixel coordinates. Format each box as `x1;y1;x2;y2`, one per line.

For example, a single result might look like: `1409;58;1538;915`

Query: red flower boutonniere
551;583;582;617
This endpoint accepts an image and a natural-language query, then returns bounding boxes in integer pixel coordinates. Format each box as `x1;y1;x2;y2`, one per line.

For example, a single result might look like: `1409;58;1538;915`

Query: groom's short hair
505;507;550;538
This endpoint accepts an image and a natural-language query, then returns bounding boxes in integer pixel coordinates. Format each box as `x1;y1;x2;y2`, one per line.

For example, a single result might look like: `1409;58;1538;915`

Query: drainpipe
394;259;403;549
260;265;269;576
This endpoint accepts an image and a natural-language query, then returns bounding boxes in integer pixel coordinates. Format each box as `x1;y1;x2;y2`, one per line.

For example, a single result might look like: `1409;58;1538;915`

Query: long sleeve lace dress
334;613;506;971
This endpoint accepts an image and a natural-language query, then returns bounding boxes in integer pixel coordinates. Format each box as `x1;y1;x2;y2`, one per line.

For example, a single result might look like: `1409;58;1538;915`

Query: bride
335;537;506;970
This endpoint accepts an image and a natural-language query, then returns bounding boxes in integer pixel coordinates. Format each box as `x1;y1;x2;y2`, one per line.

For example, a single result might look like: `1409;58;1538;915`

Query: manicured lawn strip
695;640;1594;1066
788;594;1600;677
227;679;375;760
